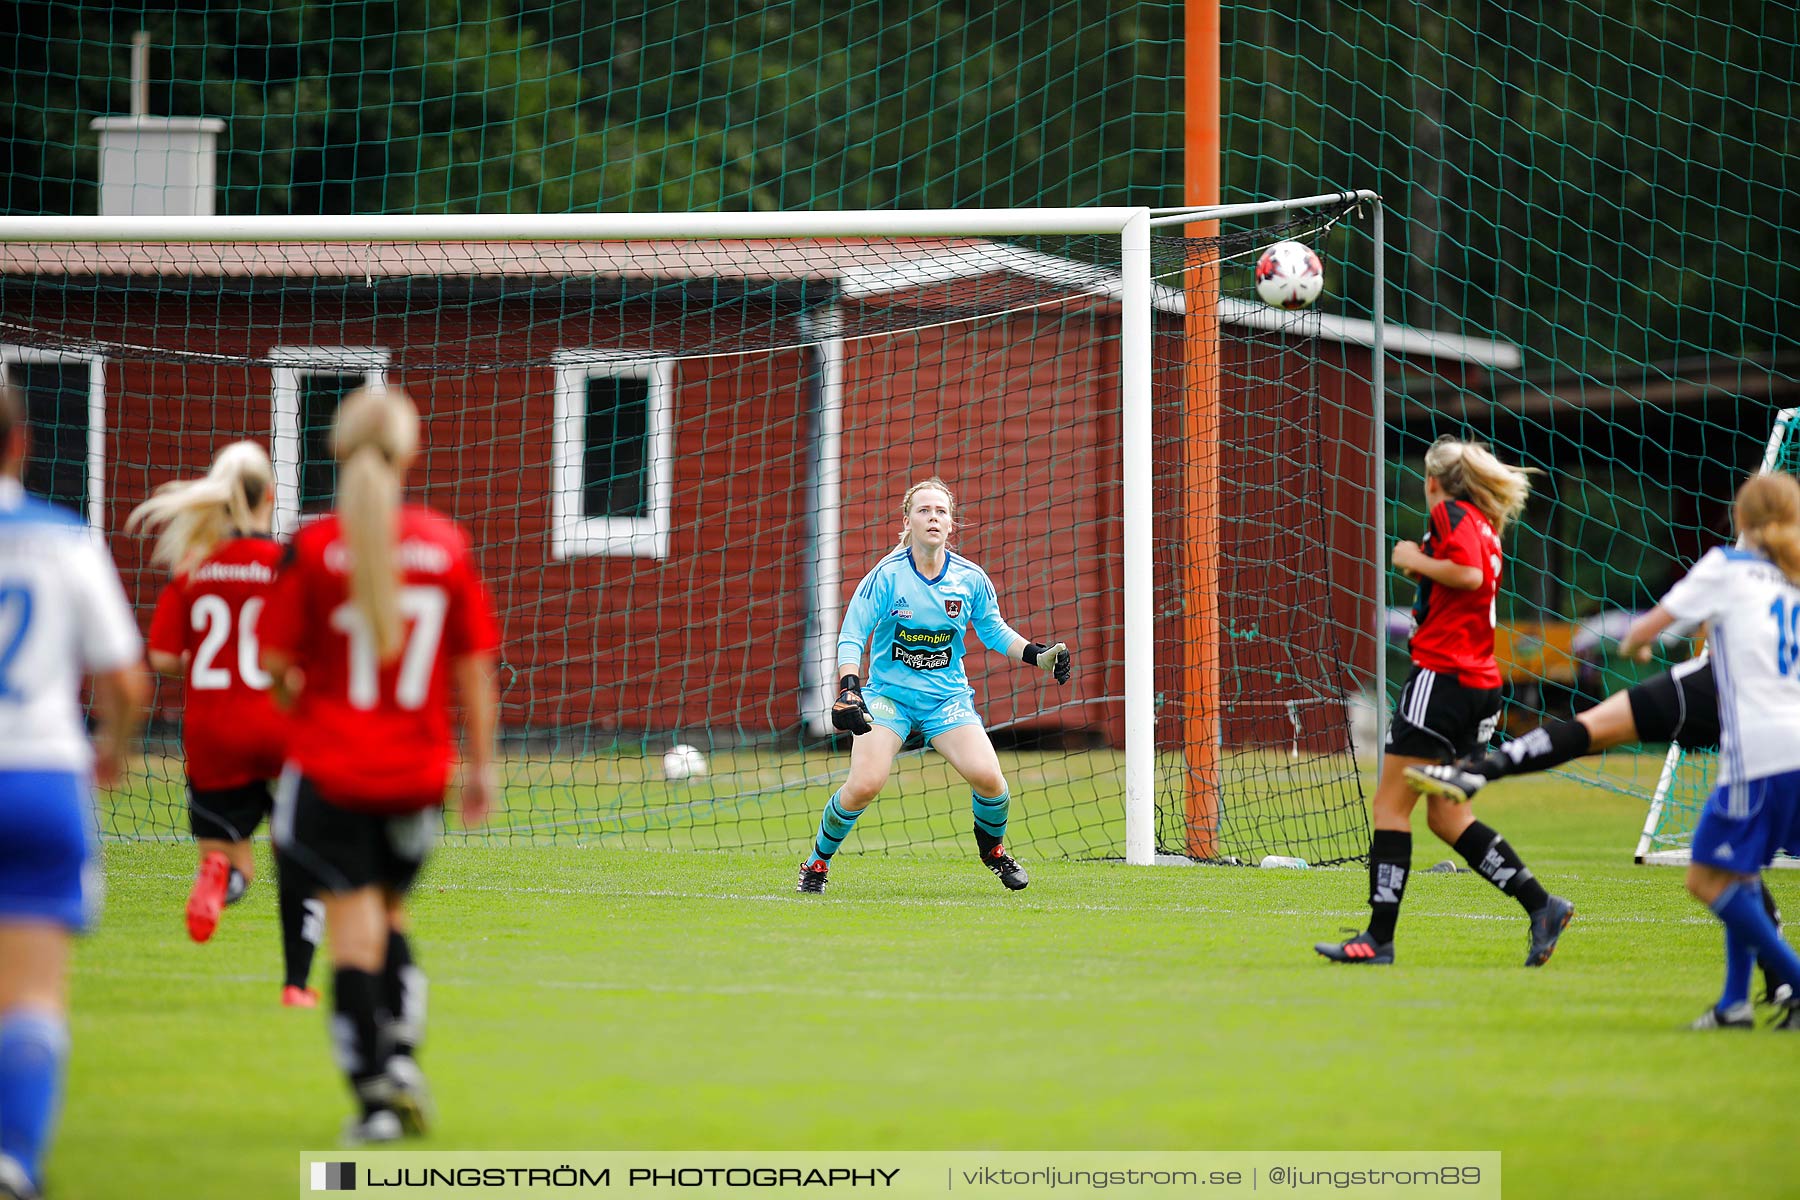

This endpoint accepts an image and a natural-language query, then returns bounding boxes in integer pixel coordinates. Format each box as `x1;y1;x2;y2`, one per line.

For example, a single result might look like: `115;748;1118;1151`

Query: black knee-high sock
1453;820;1550;914
278;875;323;991
1367;829;1412;944
332;968;392;1115
382;931;425;1060
1474;719;1591;779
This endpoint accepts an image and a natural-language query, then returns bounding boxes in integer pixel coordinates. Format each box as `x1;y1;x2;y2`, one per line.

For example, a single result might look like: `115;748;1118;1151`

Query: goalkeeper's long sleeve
835;560;891;669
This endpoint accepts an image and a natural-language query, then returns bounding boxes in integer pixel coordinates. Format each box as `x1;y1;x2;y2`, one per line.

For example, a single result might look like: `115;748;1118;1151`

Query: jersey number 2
0;583;33;701
330;586;448;711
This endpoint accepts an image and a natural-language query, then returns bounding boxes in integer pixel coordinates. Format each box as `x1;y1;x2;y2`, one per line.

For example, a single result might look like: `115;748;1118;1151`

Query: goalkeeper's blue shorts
0;769;98;931
866;687;983;745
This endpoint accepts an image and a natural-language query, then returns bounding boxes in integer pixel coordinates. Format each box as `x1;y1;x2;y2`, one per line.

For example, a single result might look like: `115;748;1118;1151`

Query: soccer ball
662;743;708;781
1253;241;1325;310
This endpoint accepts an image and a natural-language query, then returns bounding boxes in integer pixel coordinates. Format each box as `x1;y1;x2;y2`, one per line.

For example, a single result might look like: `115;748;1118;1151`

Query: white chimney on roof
88;32;225;216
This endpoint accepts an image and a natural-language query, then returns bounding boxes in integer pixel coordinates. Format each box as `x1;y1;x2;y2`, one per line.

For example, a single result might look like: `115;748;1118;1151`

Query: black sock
1453;820;1550;914
225;868;248;905
382;931;425;1060
1477;719;1591;780
1367;829;1412;944
332;968;392;1116
278;873;322;991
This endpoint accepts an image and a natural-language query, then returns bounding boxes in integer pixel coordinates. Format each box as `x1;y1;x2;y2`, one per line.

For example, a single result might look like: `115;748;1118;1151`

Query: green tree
0;0;1181;216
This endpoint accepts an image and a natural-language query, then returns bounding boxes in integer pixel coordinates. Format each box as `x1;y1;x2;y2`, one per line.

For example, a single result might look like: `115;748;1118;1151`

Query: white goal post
0;194;1385;866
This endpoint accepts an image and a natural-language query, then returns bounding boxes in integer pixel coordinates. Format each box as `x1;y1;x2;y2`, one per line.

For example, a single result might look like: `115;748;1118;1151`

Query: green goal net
0;201;1377;867
1227;4;1800;852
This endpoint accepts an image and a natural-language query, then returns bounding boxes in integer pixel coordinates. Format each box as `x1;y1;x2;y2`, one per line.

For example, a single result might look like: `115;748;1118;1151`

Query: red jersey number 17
328;585;449;711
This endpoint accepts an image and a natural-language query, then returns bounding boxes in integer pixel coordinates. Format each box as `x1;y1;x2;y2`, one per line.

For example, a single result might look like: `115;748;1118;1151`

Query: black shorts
189;780;273;843
272;773;438;898
1386;666;1502;761
1625;657;1719;750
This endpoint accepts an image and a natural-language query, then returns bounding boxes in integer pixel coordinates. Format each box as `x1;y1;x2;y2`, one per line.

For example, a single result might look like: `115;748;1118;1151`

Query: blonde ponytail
126;440;274;574
332;387;420;661
1423;436;1538;535
1736;473;1800;586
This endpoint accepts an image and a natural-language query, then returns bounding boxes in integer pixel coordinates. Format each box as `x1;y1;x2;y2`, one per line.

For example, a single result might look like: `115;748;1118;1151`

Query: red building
0;238;1518;747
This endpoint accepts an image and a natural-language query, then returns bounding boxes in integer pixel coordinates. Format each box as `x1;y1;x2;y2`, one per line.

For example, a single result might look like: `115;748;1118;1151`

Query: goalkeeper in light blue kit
797;477;1071;895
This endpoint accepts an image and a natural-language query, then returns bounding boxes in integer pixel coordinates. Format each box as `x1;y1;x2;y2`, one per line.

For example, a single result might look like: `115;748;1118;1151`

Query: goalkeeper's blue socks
805;789;864;867
971;789;1010;842
0;1008;69;1190
1712;881;1800;1001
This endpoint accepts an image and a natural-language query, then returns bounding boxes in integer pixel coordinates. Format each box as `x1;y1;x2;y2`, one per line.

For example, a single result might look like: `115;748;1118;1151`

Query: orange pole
1182;0;1222;858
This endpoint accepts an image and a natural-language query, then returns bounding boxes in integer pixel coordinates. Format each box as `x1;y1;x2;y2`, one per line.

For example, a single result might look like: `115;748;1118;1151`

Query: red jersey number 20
189;593;272;691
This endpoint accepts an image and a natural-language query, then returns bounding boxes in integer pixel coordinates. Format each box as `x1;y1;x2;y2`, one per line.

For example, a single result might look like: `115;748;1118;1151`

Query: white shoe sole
1403;767;1476;804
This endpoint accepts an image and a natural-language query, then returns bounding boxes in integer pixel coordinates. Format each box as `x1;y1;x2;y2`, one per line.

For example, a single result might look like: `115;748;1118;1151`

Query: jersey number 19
1771;595;1800;677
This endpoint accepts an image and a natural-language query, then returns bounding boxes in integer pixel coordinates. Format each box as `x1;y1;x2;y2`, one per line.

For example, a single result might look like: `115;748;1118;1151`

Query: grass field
56;755;1791;1199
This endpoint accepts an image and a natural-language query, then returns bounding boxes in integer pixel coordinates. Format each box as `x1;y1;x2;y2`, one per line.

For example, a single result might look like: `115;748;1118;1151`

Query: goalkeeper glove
832;674;874;735
1024;640;1071;685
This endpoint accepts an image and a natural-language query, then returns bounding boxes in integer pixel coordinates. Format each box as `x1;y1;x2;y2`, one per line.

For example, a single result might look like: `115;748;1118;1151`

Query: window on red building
551;351;673;559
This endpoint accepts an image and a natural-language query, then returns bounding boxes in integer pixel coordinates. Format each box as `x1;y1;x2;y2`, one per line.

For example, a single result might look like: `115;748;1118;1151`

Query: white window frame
551;350;674;560
269;346;389;537
0;345;106;529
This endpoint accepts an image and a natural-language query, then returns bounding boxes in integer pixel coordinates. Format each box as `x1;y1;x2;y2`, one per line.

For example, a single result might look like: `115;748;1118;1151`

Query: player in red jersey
130;441;323;1007
1315;436;1574;967
260;387;499;1145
